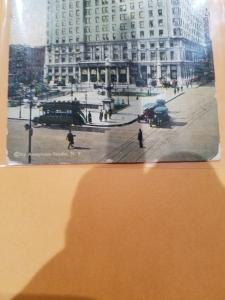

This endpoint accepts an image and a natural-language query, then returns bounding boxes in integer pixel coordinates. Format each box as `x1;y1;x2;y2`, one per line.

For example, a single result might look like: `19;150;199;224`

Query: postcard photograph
7;0;220;164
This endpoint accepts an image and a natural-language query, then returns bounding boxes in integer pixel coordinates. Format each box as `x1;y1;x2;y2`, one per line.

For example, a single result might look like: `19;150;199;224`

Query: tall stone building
45;0;210;86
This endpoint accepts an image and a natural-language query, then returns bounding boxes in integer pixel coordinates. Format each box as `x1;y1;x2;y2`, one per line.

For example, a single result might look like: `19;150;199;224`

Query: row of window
55;19;166;35
48;40;180;54
48;50;175;64
51;9;164;20
51;28;167;43
49;0;164;9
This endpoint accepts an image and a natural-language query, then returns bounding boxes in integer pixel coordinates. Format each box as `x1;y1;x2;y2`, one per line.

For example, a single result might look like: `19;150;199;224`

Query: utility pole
28;100;33;164
85;91;87;121
19;96;22;119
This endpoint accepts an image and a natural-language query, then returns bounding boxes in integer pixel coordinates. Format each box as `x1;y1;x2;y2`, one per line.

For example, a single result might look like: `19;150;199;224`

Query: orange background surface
1;1;225;299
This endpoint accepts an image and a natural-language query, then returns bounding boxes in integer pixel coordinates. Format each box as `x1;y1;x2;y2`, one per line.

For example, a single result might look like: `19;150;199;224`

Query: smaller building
8;45;45;96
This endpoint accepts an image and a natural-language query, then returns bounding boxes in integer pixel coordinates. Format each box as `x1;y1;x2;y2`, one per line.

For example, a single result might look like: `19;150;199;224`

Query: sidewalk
88;88;185;127
8;87;187;127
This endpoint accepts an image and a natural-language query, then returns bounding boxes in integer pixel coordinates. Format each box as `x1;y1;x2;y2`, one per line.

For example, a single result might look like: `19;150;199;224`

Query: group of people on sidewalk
99;108;112;122
174;86;184;95
86;108;113;124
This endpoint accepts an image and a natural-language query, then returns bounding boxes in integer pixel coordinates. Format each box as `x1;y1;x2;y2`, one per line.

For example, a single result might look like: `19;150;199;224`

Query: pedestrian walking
99;109;103;122
174;87;177;95
88;111;92;123
177;86;180;93
181;86;183;92
138;129;143;148
136;95;139;101
104;110;108;121
66;129;76;149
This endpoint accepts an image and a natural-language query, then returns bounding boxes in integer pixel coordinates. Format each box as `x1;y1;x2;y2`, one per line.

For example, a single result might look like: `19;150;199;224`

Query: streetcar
33;101;86;126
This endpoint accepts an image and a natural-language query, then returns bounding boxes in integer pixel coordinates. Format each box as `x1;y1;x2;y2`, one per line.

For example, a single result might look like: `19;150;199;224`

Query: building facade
45;0;210;86
9;45;45;84
9;45;45;96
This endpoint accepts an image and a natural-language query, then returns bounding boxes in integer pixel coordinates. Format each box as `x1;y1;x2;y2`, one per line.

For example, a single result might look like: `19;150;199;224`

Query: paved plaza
8;87;184;126
7;83;219;164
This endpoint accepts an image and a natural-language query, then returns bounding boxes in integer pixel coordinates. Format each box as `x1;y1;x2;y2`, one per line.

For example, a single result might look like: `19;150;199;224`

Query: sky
10;0;47;46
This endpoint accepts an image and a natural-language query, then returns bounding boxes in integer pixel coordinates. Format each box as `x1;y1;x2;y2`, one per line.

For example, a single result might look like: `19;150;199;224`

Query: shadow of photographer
12;152;225;300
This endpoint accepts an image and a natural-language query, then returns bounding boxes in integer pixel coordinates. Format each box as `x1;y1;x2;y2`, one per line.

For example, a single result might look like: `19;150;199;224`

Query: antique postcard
7;0;220;164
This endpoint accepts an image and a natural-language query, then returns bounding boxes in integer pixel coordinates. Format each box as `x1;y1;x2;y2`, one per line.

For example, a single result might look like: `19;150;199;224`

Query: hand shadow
12;152;225;300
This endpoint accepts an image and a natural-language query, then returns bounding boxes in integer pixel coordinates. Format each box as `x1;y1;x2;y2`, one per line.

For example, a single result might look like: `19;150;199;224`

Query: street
7;83;220;164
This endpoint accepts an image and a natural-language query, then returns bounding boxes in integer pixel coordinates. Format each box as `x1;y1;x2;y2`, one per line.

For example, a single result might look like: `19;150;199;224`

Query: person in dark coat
138;129;143;148
104;110;108;121
66;129;76;149
88;111;92;123
108;108;112;119
99;110;103;122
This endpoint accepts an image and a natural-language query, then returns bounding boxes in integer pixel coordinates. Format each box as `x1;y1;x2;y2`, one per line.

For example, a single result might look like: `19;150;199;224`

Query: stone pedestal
102;99;115;111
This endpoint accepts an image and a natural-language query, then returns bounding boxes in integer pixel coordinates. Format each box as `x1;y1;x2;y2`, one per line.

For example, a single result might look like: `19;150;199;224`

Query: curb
8;92;184;129
165;92;185;104
88;117;138;128
8;117;29;121
88;92;185;128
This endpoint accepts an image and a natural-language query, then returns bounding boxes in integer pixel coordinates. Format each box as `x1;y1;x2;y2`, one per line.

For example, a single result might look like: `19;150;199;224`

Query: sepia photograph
7;0;220;164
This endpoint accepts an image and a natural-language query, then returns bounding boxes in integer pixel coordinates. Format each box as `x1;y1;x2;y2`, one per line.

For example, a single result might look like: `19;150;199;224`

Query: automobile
156;99;166;106
50;85;60;91
143;102;157;110
136;79;146;87
94;83;104;89
150;106;170;127
97;89;106;95
138;99;170;127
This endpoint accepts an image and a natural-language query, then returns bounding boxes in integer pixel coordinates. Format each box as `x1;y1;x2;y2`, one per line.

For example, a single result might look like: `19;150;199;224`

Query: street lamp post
28;100;33;164
24;97;33;164
85;91;87;121
18;85;25;119
105;58;111;100
19;96;22;119
24;86;34;164
127;84;130;105
75;75;78;92
149;82;151;96
71;82;73;100
102;58;116;112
